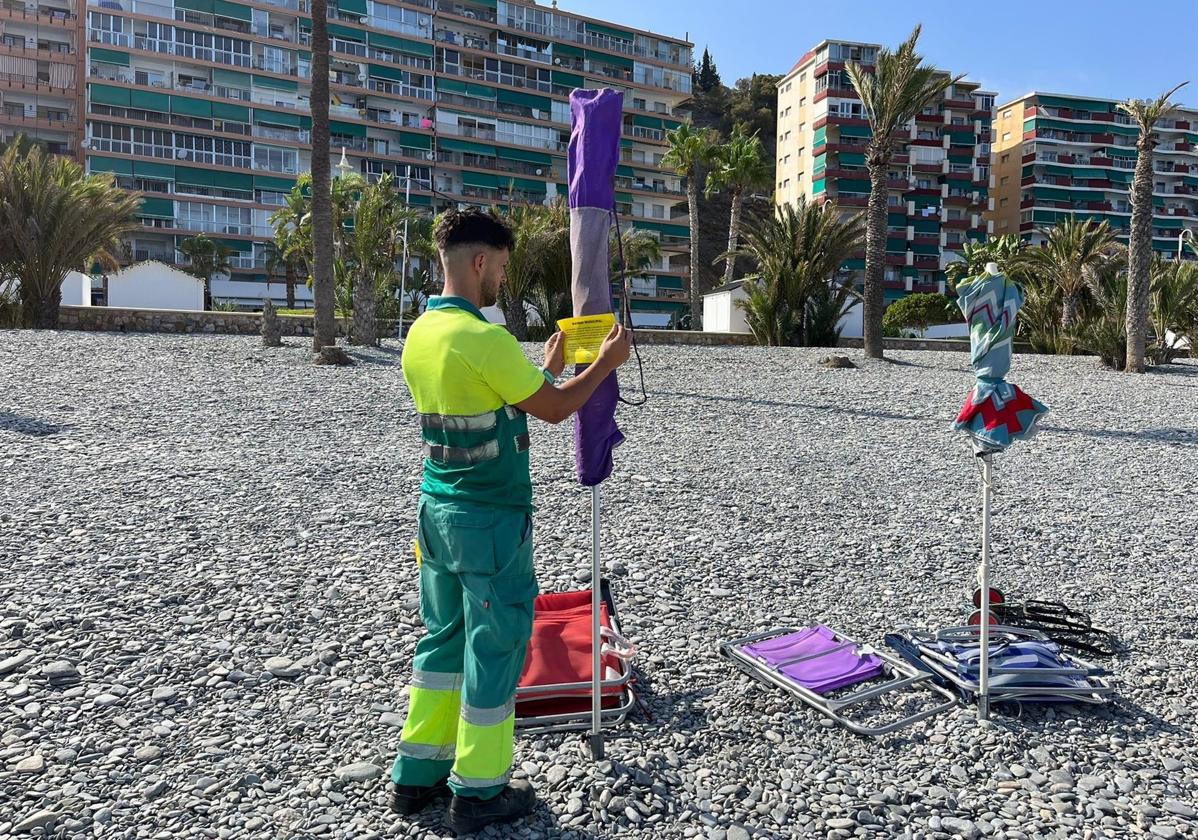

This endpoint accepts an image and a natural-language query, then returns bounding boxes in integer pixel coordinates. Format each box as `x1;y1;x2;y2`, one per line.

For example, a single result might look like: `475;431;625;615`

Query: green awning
584;22;634;40
213;0;250;21
913;219;940;233
467;83;497;100
401;131;432;150
171;95;211;118
497;88;549;110
214;68;251;87
337;0;367;14
837;179;872;194
617;164;635;177
255;175;297;191
138;197;175;219
368;63;406;82
367;31;433;56
438;78;469;94
89;156;132;176
213;170;253;190
134;160;174;179
554;43;585;60
407;193;432;206
330;119;366;138
510;177;548;193
837;124;871;137
838;152;866;166
813;125;827;146
89;47;129;66
461;170;500;189
633;114;663;129
174;0;213;12
213;101;250;122
586;49;633;69
90;84;130;107
327;23;363;41
216;237;254;252
131;89;170;111
439;137;495;156
254;75;298;92
175;166;215;187
254;109;306;128
1036;94;1115;113
498;146;552;165
888;211;908;226
1106;147;1137;158
552;70;584;88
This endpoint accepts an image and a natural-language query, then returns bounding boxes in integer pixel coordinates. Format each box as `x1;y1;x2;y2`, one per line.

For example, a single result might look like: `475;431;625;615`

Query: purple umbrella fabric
742;626;885;695
568;88;624;487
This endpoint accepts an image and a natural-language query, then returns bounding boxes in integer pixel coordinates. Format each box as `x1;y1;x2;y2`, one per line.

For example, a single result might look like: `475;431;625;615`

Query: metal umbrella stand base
977;454;994;721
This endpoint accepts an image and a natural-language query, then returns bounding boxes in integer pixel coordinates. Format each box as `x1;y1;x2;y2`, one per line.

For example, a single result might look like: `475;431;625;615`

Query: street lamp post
1178;228;1194;262
398;163;411;339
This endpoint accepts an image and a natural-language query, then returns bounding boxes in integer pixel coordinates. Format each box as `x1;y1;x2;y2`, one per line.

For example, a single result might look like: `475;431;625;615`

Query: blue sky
562;0;1198;107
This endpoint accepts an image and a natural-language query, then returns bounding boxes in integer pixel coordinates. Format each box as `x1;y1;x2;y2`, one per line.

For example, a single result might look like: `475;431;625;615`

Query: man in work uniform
390;208;630;834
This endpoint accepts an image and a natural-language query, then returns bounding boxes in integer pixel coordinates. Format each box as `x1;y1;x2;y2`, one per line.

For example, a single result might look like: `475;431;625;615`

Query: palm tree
845;26;963;359
662;121;717;328
1148;255;1198;365
499;203;553;340
1119;82;1188;373
178;234;234;310
1024;217;1118;330
706;125;770;286
348;173;414;345
944;234;1026;288
308;0;335;354
0;145;139;329
728;198;865;346
268;183;312;309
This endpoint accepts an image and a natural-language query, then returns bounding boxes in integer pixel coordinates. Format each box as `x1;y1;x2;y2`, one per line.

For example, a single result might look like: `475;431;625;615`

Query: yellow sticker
556;313;616;365
413;538;422;568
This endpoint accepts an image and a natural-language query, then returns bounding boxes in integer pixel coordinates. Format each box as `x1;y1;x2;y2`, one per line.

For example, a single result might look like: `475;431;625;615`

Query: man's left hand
543;331;565;377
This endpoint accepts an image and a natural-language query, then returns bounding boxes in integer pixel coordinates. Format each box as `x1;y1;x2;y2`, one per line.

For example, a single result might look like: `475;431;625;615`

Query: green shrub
881;293;957;337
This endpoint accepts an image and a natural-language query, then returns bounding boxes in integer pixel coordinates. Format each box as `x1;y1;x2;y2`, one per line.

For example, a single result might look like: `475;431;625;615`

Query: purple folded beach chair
720;625;957;737
742;626;885;694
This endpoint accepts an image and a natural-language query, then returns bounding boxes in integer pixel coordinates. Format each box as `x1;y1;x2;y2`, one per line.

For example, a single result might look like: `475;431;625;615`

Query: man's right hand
596;324;632;371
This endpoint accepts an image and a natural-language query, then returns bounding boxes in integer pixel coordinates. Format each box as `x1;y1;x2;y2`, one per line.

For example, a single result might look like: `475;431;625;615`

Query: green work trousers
391;495;539;800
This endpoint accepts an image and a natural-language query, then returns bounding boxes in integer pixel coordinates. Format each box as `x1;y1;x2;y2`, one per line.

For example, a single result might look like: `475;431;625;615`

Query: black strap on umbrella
610;207;647;407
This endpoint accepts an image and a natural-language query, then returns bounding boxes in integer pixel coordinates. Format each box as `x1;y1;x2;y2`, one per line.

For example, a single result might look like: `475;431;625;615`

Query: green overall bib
392;296;552;800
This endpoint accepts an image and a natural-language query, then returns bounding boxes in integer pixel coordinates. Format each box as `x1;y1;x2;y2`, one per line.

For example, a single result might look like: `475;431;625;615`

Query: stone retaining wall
57;307;1038;353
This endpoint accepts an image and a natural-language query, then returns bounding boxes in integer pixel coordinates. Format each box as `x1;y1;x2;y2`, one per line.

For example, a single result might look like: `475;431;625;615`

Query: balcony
0;35;73;56
0;69;70;92
436;0;496;24
0;0;74;24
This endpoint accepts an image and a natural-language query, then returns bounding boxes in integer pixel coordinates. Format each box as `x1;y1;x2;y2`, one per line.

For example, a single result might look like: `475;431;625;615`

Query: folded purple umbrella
568;88;625;487
743;626;885;694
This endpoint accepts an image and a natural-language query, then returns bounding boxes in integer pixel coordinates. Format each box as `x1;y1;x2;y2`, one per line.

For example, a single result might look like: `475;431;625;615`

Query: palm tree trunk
203;278;211;311
1061;291;1078;331
351;270;377;346
687;175;701;329
1125;139;1155;373
723;188;743;286
309;0;336;353
22;281;61;329
285;264;296;310
862;158;889;359
501;290;529;341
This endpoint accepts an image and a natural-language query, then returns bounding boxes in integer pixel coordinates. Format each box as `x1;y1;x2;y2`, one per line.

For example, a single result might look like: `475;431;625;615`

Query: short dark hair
434;207;515;253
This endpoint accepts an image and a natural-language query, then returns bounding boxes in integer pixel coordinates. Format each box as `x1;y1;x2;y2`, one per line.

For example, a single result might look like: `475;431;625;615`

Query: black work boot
444;779;536;834
389;778;450;815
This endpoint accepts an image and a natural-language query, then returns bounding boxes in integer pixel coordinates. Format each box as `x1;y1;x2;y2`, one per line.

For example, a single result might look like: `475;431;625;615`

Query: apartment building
0;0;82;156
3;0;693;316
776;40;994;303
990;92;1198;255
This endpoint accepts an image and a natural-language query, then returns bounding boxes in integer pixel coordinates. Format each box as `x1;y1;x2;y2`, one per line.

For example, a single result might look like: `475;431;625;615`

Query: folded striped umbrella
568;88;625;486
953;273;1048;454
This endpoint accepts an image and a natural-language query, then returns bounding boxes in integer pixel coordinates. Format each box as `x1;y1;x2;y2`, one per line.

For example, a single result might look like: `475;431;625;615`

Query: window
799;97;806;108
651;204;665;219
88;12;126;45
370;3;431;37
1001;153;1010;164
1003;109;1012;119
798;122;805;133
1000;176;1009;186
999;220;1008;229
1000;198;1008;207
799;72;806;83
796;147;804;158
1002;132;1010;141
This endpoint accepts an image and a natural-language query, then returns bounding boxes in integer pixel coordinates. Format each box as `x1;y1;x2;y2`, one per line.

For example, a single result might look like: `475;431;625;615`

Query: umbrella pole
589;484;604;759
978;454;993;721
